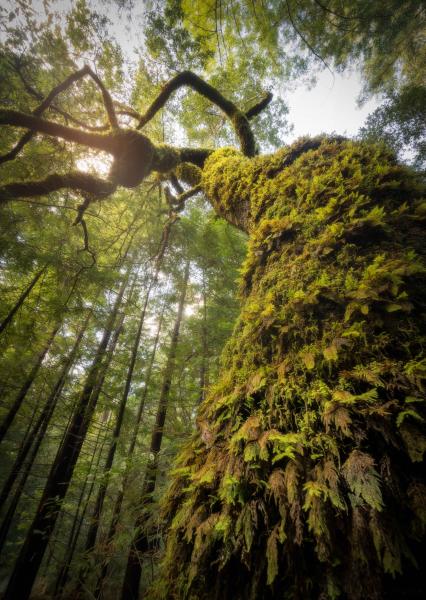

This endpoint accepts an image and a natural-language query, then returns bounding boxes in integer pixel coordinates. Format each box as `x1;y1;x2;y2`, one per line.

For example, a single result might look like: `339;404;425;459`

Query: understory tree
0;48;425;600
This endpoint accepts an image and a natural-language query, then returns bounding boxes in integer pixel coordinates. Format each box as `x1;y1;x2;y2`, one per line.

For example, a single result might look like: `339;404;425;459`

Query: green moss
153;138;426;599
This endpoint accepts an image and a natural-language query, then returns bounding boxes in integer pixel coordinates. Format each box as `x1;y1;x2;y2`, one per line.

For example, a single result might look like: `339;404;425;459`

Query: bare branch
0;65;118;164
114;101;143;122
284;0;334;75
85;66;118;129
77;218;97;266
13;61;111;132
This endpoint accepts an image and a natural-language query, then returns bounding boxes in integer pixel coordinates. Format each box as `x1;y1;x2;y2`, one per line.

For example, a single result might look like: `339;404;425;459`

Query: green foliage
359;85;426;170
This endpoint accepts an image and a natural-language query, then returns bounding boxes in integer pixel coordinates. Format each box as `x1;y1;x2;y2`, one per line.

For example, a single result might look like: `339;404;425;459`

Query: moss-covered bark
156;138;426;599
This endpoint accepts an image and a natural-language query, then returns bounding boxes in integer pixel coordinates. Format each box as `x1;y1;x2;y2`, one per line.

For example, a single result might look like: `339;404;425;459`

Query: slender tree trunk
95;301;166;599
53;413;110;599
81;218;174;593
81;288;151;561
121;261;190;600
0;321;60;444
49;289;131;597
0;266;46;335
198;272;209;405
0;312;91;511
54;291;132;598
3;271;130;600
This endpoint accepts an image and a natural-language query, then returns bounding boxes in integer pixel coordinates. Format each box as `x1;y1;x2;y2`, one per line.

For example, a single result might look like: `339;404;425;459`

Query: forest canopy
0;1;425;600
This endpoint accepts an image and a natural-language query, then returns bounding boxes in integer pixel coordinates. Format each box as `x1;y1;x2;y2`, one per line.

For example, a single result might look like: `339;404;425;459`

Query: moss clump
155;138;426;599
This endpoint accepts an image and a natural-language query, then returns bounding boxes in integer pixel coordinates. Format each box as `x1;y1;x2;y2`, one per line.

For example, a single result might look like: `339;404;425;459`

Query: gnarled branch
0;109;115;153
136;71;271;156
0;69;273;205
0;65;118;164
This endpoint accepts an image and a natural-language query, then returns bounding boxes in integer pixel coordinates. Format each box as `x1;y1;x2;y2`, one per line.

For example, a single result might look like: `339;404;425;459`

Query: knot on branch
109;130;155;188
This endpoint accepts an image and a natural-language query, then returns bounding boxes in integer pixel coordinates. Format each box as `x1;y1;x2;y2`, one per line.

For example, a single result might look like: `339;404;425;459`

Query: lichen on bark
153;137;426;599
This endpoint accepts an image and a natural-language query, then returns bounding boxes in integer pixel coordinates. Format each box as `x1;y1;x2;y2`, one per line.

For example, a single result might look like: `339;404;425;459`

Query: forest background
0;0;424;598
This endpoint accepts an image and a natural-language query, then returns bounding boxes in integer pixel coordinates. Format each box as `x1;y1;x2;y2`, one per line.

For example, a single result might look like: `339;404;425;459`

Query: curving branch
164;182;202;212
13;62;110;133
78;218;97;265
136;71;269;156
245;92;273;119
0;172;116;205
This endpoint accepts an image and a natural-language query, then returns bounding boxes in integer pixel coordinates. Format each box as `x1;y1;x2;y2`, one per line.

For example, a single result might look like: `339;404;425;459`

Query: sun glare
75;152;112;177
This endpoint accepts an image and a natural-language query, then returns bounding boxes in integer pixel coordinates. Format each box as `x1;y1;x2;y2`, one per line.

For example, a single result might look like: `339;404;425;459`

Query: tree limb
245;92;273;119
0;65;118;164
136;71;259;156
0;172;116;205
77;218;97;265
164;183;202;212
0;109;115;153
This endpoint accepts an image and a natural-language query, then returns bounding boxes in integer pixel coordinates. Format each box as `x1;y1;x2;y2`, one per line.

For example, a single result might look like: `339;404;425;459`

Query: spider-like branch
0;68;273;206
0;65;118;164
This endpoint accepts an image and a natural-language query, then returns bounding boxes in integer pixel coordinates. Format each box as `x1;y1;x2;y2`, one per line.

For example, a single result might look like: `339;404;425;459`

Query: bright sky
11;0;381;142
285;70;380;139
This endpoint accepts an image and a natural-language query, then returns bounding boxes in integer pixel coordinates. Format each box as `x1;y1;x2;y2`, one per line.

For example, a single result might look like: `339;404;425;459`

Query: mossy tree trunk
158;139;426;600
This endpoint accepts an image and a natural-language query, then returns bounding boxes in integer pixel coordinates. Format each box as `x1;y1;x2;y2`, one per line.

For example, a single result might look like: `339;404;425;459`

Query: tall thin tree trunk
53;412;110;599
0;266;46;335
53;287;133;598
63;302;132;595
81;217;174;593
95;301;166;599
3;271;130;600
121;261;190;600
0;312;91;511
0;321;60;444
198;271;209;405
82;292;150;560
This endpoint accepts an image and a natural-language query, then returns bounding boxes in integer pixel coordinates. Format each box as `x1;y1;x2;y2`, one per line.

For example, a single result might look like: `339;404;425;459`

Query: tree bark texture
157;138;426;600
